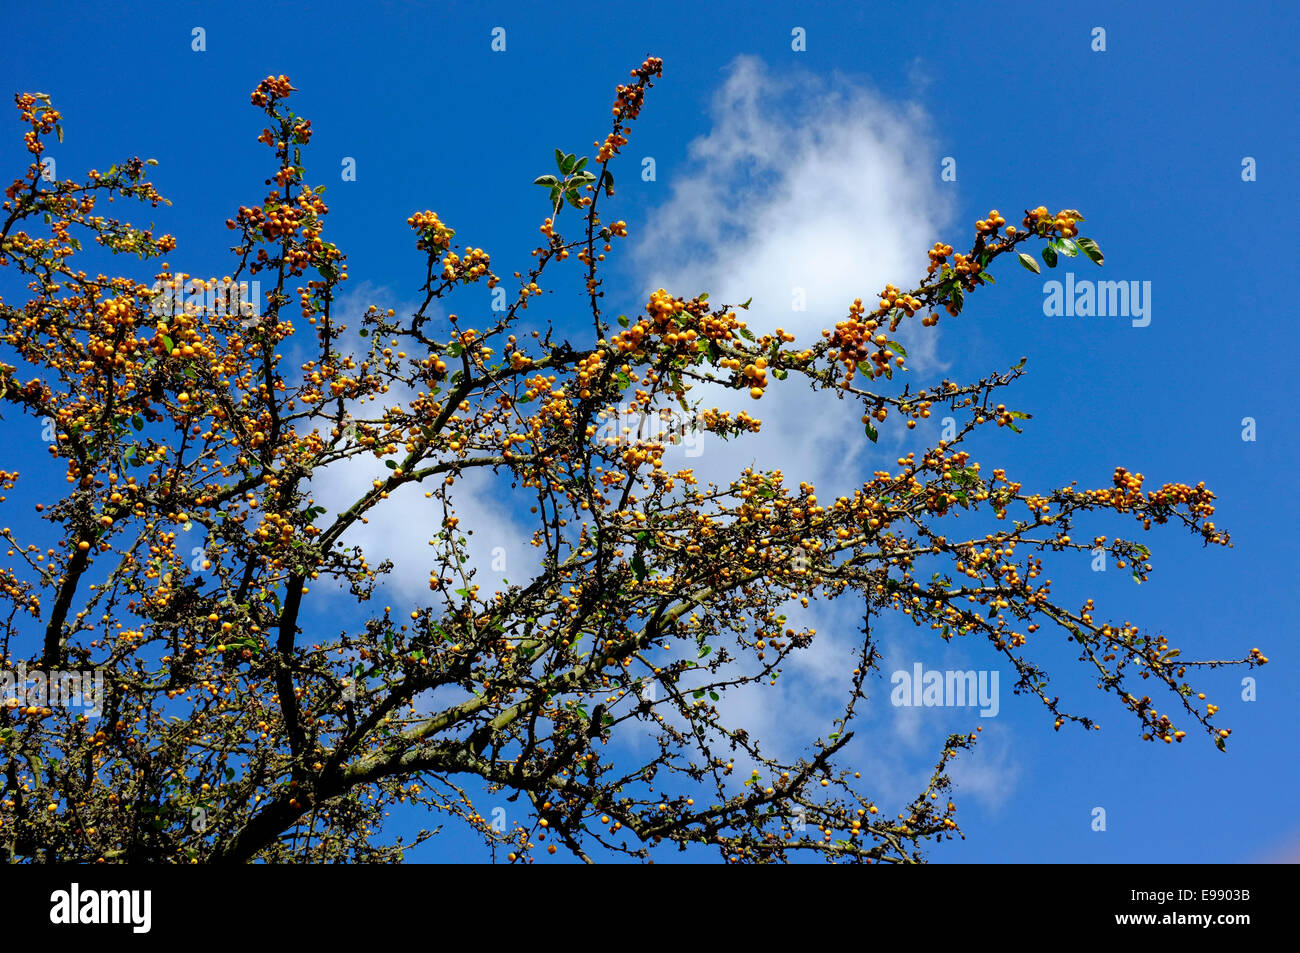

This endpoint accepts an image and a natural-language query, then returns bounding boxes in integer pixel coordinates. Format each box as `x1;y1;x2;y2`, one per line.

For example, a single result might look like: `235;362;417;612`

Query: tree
0;59;1265;864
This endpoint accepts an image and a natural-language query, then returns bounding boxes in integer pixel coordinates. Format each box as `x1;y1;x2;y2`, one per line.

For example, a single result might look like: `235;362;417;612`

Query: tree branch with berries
0;61;1264;864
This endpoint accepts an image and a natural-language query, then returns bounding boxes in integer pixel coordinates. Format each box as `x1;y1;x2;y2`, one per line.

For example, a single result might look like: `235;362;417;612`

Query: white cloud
297;282;537;607
946;723;1020;813
626;55;1019;811
631;54;955;496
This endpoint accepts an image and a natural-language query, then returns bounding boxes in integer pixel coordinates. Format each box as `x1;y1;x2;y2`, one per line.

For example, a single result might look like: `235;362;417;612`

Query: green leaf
533;175;558;187
864;419;879;443
560;153;576;174
572;156;588;173
631;555;647;581
1041;245;1058;269
617;314;629;327
738;297;752;310
1075;236;1104;266
385;459;397;469
887;340;907;357
1018;253;1041;274
554;148;566;171
1056;237;1079;257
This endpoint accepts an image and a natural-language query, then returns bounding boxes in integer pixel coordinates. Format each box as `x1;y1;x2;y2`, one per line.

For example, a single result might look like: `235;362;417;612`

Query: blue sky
1;0;1296;862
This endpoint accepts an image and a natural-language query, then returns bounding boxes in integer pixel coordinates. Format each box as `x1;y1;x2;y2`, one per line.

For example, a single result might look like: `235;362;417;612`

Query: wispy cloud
631;54;955;495
628;55;1018;810
300;282;536;606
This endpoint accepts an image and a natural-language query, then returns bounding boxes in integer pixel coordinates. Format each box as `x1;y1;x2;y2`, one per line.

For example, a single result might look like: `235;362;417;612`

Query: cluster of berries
1023;206;1080;238
250;74;296;108
406;211;455;254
